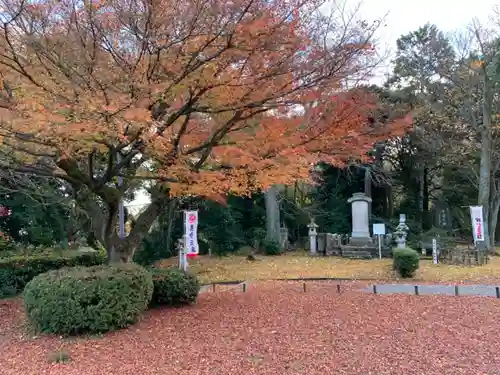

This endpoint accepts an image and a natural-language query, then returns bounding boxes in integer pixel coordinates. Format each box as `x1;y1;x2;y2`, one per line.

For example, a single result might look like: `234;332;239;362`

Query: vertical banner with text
184;210;199;256
469;206;485;244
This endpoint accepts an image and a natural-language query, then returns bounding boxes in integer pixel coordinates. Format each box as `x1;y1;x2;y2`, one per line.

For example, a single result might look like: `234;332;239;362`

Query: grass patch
156;251;500;284
47;350;71;364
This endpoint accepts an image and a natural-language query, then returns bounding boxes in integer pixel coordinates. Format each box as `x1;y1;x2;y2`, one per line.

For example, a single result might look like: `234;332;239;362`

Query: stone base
348;237;374;246
325;248;341;256
340;244;392;259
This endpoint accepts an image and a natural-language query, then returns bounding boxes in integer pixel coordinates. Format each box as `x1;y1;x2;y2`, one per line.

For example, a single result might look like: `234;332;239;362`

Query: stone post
347;192;372;244
307;219;319;256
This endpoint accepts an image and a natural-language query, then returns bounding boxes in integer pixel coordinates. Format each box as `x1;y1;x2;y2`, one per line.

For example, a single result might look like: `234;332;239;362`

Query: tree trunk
489;196;500;249
422;166;430;230
386;185;394;217
476;65;493;250
364;168;372;217
164;198;178;257
103;198;166;263
265;185;281;248
417;166;425;233
477;98;492;251
108;241;133;264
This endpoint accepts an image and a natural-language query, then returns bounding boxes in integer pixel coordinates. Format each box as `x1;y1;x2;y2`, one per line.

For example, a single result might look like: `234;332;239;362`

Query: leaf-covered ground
157;252;500;284
2;281;500;375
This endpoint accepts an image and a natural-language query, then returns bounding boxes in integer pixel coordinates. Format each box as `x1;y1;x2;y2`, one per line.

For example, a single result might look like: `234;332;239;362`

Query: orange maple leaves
0;0;409;197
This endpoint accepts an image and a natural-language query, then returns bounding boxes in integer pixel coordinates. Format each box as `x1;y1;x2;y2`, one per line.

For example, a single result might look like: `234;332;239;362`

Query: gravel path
1;281;500;375
368;283;500;297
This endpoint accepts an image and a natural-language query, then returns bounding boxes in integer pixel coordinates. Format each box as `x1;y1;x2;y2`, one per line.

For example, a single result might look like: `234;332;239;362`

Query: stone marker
347;192;372;245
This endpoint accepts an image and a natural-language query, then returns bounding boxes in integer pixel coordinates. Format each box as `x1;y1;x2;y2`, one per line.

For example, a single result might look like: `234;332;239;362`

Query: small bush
24;263;153;335
150;267;200;307
393;248;420;278
0;250;105;298
261;239;281;256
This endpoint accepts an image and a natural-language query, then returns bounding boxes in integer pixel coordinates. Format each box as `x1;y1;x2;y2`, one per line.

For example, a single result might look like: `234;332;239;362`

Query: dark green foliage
135;193;267;264
24;264;153;335
0;178;72;247
197;195;264;255
261;239;281;255
410;227;454;254
134;229;173;266
0;233;17;257
309;163;378;234
393;248;420;278
149;267;200;307
0;251;106;298
440;165;478;236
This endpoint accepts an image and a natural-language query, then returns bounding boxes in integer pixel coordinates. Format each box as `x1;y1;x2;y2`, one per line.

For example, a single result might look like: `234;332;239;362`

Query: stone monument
341;192;378;258
347;192;372;245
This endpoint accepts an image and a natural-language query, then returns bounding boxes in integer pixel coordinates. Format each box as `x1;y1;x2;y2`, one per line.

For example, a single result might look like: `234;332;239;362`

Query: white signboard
184;210;199;255
373;223;386;236
432;238;438;264
469;206;485;243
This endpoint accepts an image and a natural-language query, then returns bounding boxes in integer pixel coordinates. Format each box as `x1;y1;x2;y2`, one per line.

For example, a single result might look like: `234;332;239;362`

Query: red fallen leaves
1;281;500;375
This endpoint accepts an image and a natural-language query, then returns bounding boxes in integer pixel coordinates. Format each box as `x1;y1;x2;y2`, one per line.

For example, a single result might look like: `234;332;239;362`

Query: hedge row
0;251;106;297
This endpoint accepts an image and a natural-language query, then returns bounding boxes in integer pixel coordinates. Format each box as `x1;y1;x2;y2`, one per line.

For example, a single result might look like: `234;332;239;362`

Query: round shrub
150;267;200;307
393;248;420;278
261;239;281;256
24;263;153;335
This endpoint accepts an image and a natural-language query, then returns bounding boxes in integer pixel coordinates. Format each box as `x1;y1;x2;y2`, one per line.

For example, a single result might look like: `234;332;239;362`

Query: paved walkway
366;284;500;297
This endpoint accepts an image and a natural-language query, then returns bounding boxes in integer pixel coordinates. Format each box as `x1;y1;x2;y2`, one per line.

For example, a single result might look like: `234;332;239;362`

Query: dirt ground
2;281;500;375
157;252;500;285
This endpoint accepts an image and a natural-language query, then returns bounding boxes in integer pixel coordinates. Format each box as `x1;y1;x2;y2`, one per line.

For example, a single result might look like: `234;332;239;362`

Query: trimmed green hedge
261;239;281;255
393;248;420;278
24;264;153;335
150;267;200;307
0;251;106;298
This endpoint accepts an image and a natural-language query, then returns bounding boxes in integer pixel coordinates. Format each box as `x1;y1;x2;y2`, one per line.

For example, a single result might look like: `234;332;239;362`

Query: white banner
469;206;485;243
184;210;199;255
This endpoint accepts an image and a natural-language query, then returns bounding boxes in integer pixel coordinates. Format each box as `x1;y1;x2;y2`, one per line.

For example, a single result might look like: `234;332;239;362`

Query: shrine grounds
2;280;500;375
3;253;500;375
157;251;500;285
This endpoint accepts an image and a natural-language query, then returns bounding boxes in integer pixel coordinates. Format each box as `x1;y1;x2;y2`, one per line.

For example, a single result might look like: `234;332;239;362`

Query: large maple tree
0;0;408;262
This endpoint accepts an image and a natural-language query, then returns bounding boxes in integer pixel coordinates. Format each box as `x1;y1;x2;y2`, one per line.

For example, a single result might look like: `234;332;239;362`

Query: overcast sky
356;0;498;83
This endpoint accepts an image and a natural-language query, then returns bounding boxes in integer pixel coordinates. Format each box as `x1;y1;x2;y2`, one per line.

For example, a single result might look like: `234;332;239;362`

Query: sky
126;0;498;211
357;0;498;83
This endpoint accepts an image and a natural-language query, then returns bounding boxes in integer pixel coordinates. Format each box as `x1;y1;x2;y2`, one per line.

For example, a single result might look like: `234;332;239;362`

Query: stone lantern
307;219;319;256
394;214;409;249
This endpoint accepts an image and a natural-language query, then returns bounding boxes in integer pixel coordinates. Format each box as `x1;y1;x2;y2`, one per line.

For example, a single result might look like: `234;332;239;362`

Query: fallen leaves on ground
2;281;500;375
157;252;500;284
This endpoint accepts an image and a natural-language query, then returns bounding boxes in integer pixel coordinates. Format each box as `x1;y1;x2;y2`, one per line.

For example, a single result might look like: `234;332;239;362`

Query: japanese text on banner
184;211;199;255
469;206;484;243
